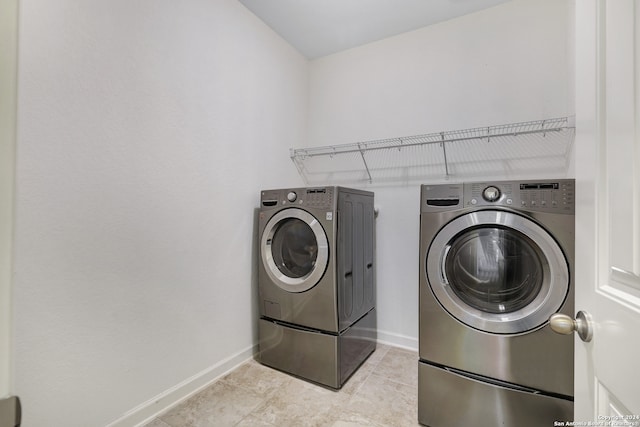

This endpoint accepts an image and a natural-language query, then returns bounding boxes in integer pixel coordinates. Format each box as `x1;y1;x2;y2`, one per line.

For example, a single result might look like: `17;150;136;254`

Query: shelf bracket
289;148;309;185
357;143;372;183
440;133;450;176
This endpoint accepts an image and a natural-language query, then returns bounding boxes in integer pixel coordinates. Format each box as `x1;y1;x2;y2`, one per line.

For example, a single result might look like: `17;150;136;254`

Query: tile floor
143;344;419;427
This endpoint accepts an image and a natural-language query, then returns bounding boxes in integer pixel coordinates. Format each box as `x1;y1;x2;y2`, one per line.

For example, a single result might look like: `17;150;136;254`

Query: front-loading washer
418;179;574;427
257;186;376;389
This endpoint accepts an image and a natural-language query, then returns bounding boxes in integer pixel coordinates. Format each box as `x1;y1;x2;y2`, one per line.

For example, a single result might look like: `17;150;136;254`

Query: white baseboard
105;344;256;427
376;329;418;352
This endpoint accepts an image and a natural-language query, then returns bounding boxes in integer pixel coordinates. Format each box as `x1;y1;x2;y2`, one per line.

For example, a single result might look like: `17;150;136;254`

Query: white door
574;0;640;422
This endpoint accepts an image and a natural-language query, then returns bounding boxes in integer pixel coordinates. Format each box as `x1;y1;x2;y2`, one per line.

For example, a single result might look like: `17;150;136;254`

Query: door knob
549;311;593;342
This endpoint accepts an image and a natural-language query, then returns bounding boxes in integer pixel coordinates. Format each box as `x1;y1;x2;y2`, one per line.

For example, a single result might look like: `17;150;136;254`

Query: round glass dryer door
426;210;569;334
261;208;329;293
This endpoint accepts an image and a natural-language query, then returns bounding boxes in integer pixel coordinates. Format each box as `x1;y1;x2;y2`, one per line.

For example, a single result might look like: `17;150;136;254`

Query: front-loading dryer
418;179;574;427
257;186;376;389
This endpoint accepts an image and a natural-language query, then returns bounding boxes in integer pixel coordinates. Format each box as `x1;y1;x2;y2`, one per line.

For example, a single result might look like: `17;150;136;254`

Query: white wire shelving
290;117;575;185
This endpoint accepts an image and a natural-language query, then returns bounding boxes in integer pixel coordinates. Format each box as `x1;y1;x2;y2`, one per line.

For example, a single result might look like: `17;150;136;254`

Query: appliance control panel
422;179;575;214
261;187;335;209
466;180;574;214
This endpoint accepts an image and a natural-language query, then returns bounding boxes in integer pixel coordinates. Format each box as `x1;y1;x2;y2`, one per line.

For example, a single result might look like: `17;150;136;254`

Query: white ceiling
238;0;514;59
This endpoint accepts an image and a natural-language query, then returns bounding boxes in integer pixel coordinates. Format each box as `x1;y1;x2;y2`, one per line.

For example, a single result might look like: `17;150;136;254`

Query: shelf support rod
440;133;450;176
290;149;309;185
358;143;372;183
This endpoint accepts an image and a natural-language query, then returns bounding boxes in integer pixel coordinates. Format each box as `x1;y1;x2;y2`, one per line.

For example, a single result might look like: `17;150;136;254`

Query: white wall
307;0;575;348
309;0;574;144
0;0;18;399
13;1;306;426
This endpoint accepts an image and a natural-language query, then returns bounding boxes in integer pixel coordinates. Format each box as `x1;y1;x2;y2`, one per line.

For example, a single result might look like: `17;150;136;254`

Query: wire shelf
290;117;575;185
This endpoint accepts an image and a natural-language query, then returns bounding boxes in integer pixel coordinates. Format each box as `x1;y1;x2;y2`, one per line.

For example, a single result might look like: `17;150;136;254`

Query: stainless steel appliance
418;179;574;426
257;186;376;389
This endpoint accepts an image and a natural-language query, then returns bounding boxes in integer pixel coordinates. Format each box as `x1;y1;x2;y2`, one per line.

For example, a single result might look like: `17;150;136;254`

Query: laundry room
2;0;639;426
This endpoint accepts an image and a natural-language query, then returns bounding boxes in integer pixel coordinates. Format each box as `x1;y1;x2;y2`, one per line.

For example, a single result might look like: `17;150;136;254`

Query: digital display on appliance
520;183;559;190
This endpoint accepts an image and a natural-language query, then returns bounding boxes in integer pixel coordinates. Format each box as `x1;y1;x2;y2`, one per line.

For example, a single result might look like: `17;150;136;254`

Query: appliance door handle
441;245;451;285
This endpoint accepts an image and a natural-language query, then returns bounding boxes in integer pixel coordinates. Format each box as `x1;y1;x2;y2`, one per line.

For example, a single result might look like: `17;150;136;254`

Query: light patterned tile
329;409;392;427
248;375;345;426
371;347;418;388
338;359;374;396
346;373;419;426
331;417;389;426
234;413;277;426
338;343;391;396
219;359;293;398
146;344;419;427
365;344;392;367
143;418;171;427
158;380;266;427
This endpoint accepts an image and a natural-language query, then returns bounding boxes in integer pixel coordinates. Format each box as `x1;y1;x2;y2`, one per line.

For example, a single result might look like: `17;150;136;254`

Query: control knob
286;191;297;202
482;186;501;202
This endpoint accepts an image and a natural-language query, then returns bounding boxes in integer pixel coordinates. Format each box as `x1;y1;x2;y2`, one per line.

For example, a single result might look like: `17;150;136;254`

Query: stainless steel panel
258;319;340;388
418;362;573;427
337;189;376;331
419;304;574;396
258;308;376;389
339;308;376;384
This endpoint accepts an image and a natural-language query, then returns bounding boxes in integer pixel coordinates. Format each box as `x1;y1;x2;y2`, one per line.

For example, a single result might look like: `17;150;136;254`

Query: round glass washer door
426;210;569;334
261;208;329;293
